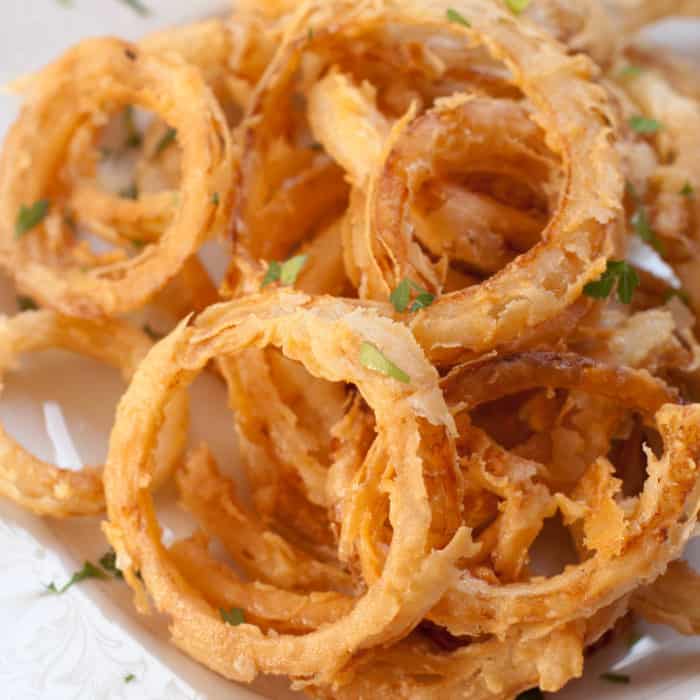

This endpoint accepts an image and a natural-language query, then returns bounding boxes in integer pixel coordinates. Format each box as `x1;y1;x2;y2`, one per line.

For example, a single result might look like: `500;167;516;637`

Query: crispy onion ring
0;37;234;317
0;310;188;516
373;0;622;362
239;0;622;362
311;598;631;699
429;353;699;637
103;290;475;684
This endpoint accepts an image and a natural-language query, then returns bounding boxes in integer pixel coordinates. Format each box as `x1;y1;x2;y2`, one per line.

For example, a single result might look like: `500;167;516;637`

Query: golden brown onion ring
333;0;624;363
312;598;631;699
103;290;475;684
0;38;234;317
430;356;697;637
0;310;188;516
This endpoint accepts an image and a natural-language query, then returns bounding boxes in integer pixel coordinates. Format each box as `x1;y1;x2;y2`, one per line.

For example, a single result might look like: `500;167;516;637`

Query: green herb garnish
117;0;150;16
600;672;630;684
680;181;695;197
629;115;662;134
154;127;177;157
583;260;639;304
631;206;664;254
99;549;124;579
390;279;435;313
220;607;246;626
211;192;220;206
16;199;50;238
45;561;107;594
359;342;410;384
261;261;282;288
17;296;38;312
505;0;531;13
280;255;308;285
619;64;643;79
627;182;664;254
123;106;142;149
124;674;135;683
447;8;471;26
260;255;308;289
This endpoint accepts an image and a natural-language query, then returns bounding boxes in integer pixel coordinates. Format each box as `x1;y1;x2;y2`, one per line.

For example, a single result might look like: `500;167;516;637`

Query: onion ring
0;310;188;516
0;37;234;317
103;290;475;684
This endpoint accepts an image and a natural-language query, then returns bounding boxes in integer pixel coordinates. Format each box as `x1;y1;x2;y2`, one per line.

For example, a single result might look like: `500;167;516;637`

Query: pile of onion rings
0;1;700;698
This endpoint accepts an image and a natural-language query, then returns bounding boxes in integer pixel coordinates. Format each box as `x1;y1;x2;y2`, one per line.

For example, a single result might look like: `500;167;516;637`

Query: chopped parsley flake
359;342;411;384
619;64;643;79
390;279;435;313
631;206;664;254
16;199;50;238
117;0;150;16
583;260;639;304
627;182;664;254
600;672;630;684
629;115;662;134
211;192;220;206
680;181;695;197
505;0;531;13
124;674;135;683
45;561;106;595
261;255;308;288
447;8;471;26
220;607;246;626
99;549;124;579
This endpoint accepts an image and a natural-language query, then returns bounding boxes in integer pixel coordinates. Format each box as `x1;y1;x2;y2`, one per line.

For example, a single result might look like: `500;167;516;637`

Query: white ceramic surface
0;3;698;699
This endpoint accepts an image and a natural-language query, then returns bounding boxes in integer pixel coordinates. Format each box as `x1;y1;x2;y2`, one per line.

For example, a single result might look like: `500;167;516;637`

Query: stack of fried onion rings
0;1;699;698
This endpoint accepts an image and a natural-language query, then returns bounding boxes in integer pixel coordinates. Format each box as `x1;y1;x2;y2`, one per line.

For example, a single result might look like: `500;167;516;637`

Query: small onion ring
0;310;188;517
0;37;234;317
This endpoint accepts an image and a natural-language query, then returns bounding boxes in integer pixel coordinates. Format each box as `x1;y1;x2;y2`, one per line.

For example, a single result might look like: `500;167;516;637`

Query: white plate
0;3;698;699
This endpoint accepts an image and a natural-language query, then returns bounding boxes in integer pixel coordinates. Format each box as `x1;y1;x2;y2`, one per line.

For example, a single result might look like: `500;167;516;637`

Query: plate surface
0;3;698;699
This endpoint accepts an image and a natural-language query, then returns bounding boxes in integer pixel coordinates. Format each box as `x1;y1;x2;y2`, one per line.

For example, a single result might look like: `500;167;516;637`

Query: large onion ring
103;290;475;684
240;0;622;362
